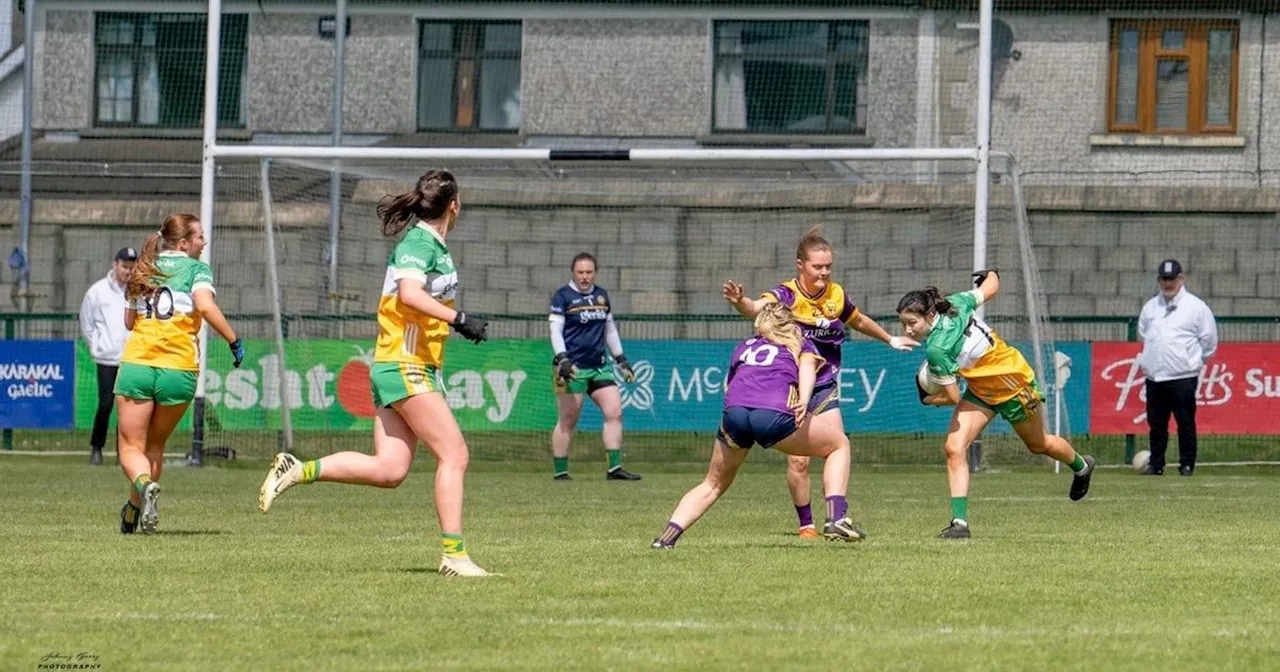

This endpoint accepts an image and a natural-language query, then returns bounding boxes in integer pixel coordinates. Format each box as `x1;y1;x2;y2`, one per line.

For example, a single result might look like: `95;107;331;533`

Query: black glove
615;354;636;384
229;338;246;369
972;268;999;288
553;352;578;383
451;311;488;344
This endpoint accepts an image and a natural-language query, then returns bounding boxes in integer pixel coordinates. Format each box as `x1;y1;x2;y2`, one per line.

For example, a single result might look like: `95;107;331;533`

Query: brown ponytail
376;169;459;237
795;224;833;261
126;212;200;301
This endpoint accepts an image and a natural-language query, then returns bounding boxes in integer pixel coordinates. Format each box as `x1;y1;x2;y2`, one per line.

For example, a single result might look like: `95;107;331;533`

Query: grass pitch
3;456;1279;671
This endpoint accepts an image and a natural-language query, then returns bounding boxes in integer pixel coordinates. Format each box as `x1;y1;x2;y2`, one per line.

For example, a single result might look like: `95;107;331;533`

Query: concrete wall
248;14;417;134
33;9;90;130
521;19;708;137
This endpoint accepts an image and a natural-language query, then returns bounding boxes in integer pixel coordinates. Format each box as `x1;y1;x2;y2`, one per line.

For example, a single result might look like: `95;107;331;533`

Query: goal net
200;155;1076;466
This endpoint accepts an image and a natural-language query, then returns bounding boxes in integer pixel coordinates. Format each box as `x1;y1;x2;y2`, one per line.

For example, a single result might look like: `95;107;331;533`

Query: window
1108;20;1239;135
713;21;869;134
95;13;248;128
417;21;522;132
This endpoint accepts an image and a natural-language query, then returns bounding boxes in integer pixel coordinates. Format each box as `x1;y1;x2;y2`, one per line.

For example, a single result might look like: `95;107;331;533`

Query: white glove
811;317;835;330
888;335;918;352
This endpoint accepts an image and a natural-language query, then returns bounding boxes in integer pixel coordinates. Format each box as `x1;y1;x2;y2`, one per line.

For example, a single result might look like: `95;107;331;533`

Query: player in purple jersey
723;225;916;538
651;303;866;548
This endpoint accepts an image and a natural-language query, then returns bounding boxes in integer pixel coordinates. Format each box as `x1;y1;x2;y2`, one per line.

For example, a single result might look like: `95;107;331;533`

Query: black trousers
1145;376;1198;470
91;364;119;450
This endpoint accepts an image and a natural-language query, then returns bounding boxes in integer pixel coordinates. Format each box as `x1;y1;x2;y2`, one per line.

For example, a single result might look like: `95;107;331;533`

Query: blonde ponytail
125;212;200;301
754;302;805;362
126;232;163;301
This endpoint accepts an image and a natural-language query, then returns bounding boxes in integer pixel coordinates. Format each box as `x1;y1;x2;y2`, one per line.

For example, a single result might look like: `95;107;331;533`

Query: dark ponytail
376;169;459;237
896;286;954;318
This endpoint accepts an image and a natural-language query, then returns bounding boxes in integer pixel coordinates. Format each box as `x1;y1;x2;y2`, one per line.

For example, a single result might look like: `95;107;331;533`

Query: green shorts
114;362;198;406
370;362;443;408
963;380;1045;425
554;365;617;395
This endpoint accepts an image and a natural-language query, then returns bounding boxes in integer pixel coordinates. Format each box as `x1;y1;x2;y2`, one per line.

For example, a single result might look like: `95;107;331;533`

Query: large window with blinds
713;20;869;134
95;13;248;128
1108;20;1239;135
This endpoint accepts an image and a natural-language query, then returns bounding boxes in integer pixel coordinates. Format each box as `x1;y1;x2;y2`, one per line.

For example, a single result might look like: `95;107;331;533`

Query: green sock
606;449;623;472
950;496;969;523
300;460;321;484
441;533;466;558
133;474;152;496
553;456;569;476
1068;454;1087;473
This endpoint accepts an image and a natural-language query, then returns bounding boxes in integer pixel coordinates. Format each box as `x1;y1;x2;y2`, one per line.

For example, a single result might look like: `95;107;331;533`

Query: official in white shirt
1136;259;1218;476
79;247;136;465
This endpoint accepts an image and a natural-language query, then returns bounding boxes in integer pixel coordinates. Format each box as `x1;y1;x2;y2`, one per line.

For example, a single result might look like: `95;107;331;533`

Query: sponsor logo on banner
0;341;75;429
618;360;656;411
1090;342;1280;434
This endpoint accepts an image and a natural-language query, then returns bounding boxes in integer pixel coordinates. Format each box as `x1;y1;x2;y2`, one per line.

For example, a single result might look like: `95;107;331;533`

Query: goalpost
192;0;1068;466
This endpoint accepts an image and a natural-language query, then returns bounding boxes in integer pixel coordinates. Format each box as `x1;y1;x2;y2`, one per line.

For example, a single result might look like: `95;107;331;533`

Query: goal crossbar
208;146;980;162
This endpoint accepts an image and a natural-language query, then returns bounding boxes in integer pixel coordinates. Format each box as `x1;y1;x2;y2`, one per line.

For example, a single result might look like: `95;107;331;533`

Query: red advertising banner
1091;342;1280;435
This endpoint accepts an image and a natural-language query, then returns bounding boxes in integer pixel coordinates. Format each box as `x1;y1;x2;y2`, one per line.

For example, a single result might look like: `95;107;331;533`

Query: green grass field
3;456;1280;671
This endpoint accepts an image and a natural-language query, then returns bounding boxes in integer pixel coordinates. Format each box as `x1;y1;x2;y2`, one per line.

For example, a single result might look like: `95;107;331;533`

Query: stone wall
3;181;1276;343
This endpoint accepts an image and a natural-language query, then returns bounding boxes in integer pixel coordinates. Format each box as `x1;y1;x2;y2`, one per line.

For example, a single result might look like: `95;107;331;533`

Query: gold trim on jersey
960;336;1036;406
769;279;860;326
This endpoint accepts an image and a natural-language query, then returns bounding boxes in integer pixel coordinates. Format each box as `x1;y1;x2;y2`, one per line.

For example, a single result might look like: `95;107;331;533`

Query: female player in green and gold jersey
115;213;244;535
258;170;494;578
897;269;1095;539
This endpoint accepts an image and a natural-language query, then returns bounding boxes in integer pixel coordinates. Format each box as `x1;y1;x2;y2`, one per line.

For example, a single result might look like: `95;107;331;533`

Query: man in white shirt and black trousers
79;247;136;465
1137;259;1218;476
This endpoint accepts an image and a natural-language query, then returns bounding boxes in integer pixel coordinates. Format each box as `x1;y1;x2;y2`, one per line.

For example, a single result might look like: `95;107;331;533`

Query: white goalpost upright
195;0;1015;460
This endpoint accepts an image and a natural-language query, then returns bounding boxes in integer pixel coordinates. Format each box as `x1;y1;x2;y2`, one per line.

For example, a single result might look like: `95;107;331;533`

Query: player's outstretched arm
972;268;1000;303
848;312;917;352
722;281;772;319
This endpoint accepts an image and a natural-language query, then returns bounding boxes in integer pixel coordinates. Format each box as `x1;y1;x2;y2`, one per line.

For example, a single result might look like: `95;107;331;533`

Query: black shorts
717;406;798;450
808;381;840;415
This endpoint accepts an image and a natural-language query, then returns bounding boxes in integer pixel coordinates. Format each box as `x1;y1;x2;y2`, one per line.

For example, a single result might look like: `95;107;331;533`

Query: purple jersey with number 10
724;336;823;415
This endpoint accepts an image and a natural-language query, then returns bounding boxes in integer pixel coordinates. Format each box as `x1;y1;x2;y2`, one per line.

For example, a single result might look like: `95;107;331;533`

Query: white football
917;361;944;395
1132;449;1151;473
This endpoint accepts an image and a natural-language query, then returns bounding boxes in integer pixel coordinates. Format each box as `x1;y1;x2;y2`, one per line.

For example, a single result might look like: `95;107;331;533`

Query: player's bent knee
943;436;968;459
1024;437;1049;455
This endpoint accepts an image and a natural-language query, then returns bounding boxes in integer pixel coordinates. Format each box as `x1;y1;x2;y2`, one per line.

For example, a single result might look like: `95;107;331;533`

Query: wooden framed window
417;20;522;132
1108;20;1239;135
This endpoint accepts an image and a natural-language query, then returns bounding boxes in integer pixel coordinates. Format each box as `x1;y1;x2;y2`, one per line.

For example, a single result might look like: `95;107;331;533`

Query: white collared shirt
79;271;130;365
1137;287;1218;382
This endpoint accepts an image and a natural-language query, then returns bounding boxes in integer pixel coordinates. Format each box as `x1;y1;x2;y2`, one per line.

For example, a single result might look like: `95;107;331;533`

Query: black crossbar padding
548;150;631;161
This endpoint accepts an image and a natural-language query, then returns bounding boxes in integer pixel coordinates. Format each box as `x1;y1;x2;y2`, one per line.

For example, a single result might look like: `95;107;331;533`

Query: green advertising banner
75;339;558;432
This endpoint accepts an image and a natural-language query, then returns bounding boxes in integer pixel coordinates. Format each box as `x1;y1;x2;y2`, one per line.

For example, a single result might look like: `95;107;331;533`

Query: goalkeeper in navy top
548;253;641;481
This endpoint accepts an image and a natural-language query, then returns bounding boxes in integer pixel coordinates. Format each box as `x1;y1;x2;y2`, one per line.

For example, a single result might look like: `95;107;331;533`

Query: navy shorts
717;406;798;450
808;381;840;415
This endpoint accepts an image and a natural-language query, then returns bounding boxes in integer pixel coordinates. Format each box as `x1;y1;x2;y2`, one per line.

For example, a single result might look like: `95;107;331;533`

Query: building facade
4;1;1280;320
